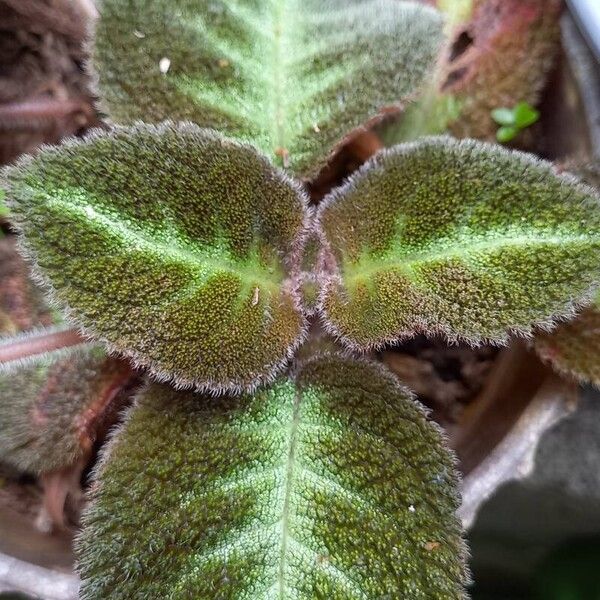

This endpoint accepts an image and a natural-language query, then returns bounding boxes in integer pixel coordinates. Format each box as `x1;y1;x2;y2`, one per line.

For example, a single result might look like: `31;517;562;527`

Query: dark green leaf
317;136;600;349
92;0;445;176
78;355;467;599
3;123;309;392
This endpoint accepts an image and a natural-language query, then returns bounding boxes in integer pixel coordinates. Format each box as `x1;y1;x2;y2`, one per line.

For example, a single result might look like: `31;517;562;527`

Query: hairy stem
0;326;87;364
0;98;93;132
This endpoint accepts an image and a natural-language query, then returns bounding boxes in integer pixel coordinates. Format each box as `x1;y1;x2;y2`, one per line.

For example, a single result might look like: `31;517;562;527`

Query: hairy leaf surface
0;343;132;473
317;137;600;348
0;236;54;334
535;302;600;387
78;355;467;599
3;122;308;392
93;0;444;176
534;163;600;386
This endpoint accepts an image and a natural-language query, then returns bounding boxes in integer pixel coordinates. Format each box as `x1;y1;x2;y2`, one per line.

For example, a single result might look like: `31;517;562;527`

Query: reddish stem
0;327;87;364
0;98;93;131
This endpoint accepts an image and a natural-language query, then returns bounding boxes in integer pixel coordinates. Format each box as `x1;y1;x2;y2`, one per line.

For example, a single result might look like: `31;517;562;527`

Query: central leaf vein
278;386;301;598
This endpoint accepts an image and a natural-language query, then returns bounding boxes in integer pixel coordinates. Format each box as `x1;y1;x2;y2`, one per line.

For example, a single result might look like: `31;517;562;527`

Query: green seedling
492;101;540;143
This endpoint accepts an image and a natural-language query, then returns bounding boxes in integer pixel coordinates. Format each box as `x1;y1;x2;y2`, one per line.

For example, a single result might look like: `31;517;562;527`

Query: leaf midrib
342;232;597;284
47;194;284;291
278;385;301;599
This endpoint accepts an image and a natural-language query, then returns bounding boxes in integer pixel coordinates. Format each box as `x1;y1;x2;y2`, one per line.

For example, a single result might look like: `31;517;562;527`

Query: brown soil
382;338;500;429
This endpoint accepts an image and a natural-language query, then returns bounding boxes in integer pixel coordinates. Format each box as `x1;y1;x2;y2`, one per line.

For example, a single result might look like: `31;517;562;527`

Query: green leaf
496;125;518;143
513;101;540;128
0;340;132;474
317;137;600;349
92;0;445;176
78;354;467;598
0;236;54;334
0;188;8;217
3;123;309;392
490;107;515;126
535;303;600;386
533;161;600;385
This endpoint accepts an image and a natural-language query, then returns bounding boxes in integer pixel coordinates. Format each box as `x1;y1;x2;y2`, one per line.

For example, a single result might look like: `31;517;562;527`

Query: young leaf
490;107;515;126
92;0;444;176
317;137;600;349
0;342;133;474
496;125;518;143
3;122;309;392
513;101;539;129
78;355;467;599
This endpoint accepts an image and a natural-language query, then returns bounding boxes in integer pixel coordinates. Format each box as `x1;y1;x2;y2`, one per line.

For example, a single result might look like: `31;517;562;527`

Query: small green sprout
492;101;540;143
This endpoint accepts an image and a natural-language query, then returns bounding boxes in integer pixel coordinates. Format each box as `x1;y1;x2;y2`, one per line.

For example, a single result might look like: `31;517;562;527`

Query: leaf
77;354;467;599
490;107;515;126
535;302;600;386
0;341;133;474
496;125;518;143
3;122;309;392
513;101;539;129
0;236;54;334
317;137;600;349
533;161;600;386
0;188;9;217
92;0;445;177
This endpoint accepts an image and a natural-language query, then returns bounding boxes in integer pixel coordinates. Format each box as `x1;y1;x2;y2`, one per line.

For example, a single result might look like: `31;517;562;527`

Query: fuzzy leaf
533;162;600;386
0;236;54;334
535;302;600;386
317;137;600;348
0;342;132;474
78;355;467;598
92;0;444;176
3;123;308;392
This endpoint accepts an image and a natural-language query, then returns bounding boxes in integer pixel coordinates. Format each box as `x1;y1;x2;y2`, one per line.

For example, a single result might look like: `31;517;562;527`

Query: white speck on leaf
159;57;171;74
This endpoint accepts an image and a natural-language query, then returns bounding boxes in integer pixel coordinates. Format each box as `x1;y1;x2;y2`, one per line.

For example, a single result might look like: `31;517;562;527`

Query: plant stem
0;98;93;132
0;326;87;364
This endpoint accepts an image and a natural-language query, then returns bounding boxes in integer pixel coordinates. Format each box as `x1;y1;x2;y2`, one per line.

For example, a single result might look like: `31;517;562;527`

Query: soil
382;338;500;430
0;0;98;165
